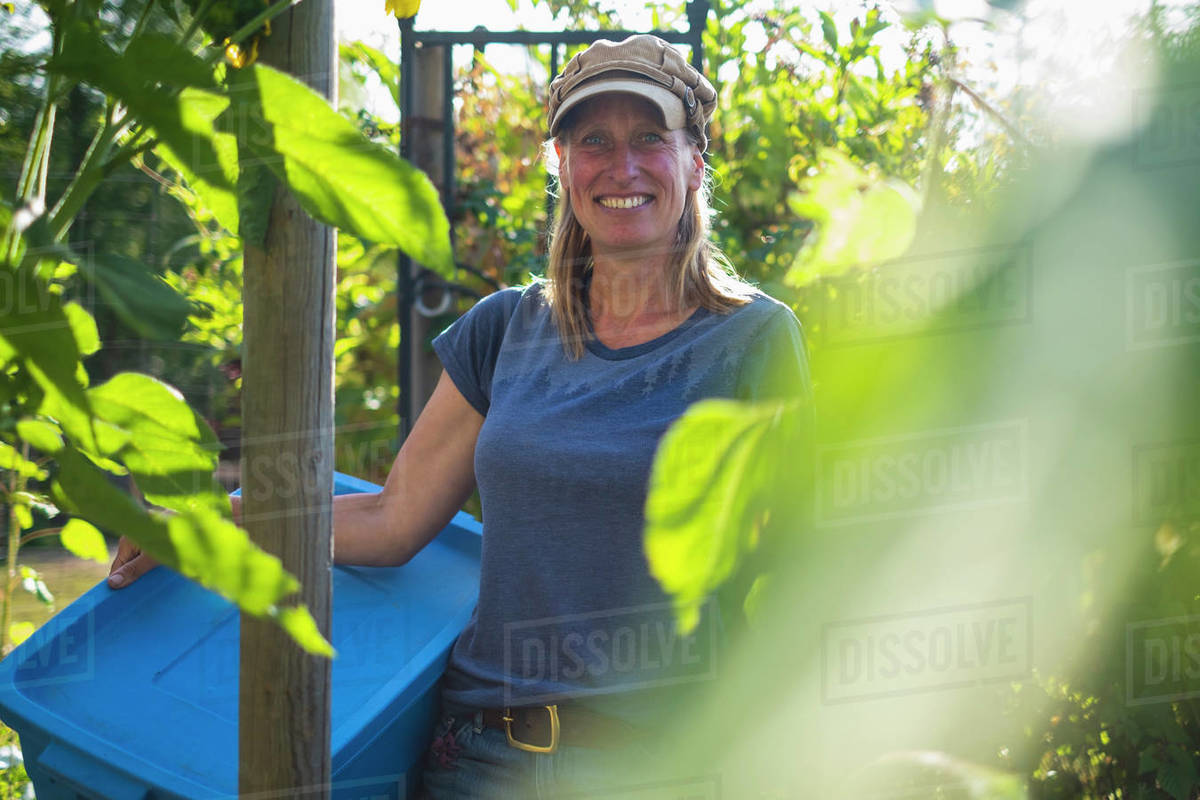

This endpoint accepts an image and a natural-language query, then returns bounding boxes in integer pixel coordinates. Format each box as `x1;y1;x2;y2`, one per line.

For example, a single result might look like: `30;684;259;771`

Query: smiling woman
412;33;813;799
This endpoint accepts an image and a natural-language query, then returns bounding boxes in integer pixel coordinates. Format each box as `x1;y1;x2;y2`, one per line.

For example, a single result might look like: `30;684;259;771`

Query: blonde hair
542;128;756;359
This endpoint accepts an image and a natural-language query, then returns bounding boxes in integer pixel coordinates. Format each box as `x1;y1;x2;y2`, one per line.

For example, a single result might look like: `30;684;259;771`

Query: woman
108;34;810;798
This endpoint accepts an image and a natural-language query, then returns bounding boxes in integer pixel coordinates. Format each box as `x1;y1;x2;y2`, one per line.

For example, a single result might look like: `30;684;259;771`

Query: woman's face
555;93;704;261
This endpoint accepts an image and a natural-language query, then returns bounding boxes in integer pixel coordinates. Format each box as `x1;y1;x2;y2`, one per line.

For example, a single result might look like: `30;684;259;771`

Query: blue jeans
417;698;716;799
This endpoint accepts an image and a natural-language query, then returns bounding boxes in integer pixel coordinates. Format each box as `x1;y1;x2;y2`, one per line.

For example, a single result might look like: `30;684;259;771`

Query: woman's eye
641;132;664;144
582;134;604;145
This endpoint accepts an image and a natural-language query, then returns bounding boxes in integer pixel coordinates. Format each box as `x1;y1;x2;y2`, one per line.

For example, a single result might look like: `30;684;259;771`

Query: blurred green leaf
345;41;401;110
77;255;194;341
277;604;335;657
8;622;34;646
63;302;99;357
645;399;798;633
819;10;839;52
786;149;919;286
15;419;64;455
0;442;46;480
60;518;111;565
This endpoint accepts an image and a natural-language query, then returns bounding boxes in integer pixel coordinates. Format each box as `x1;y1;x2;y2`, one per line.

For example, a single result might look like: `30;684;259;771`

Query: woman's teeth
598;195;651;209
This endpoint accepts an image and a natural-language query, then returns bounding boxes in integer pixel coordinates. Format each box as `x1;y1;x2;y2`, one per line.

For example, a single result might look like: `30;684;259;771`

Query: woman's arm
107;370;483;587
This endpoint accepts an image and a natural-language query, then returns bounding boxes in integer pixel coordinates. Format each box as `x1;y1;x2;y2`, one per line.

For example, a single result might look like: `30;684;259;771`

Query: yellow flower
224;37;260;69
385;0;420;19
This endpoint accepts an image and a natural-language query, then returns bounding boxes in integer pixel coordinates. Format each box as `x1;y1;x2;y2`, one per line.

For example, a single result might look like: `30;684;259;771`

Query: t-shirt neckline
584;305;711;361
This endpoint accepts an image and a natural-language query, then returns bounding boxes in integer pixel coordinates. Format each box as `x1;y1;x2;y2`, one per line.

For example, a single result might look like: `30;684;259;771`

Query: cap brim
550;79;686;135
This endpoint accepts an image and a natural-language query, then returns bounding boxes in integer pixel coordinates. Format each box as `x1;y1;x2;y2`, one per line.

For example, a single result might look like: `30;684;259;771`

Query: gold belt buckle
502;704;559;754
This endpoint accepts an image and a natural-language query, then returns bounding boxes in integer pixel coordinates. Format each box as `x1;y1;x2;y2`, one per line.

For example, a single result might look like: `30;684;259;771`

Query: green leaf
123;33;217;91
64;302;99;356
51;446;313;647
48;20;232;214
346;41;401;110
60;518;110;564
221;64;453;274
819;10;839;52
12;502;32;531
15;418;64;454
0;441;46;480
644;399;798;633
154;88;241;236
0;264;100;453
1159;753;1199;800
785;148;919;286
77;255;194;341
87;373;226;515
8;622;34;646
276;604;335;657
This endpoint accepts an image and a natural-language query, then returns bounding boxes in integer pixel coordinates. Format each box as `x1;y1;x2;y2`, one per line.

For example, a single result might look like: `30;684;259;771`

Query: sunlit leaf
154;88;241;236
60;518;110;565
0;441;46;480
47;20;232;218
50;446;311;649
785;148;919;286
15;418;64;455
645;399;799;633
88;373;226;515
276;604;335;657
64;301;99;356
221;64;453;274
0;264;96;452
8;622;35;646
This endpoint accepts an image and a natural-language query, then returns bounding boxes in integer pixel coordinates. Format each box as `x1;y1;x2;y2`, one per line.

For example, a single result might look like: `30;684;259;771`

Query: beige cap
547;34;717;151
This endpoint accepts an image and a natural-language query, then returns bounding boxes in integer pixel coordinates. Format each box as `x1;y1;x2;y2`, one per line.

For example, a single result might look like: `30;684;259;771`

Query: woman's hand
107;536;159;589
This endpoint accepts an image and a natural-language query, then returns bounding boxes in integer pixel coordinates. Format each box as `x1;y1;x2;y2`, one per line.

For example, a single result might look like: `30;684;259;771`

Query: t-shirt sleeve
735;304;812;404
431;288;523;416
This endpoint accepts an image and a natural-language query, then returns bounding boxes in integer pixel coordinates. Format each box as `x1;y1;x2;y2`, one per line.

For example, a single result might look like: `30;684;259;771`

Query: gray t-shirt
432;281;809;719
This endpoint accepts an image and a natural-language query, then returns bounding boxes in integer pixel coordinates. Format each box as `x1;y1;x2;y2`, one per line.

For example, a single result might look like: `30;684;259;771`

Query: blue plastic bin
0;472;481;799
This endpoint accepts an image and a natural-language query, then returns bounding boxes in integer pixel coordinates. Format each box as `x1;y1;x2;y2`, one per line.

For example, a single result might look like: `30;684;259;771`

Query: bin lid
0;477;481;798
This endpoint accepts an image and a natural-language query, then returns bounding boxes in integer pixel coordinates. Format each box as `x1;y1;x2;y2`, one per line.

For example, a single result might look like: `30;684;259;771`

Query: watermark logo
816;245;1031;347
166;591;410;713
821;598;1032;704
816;420;1028;526
1126;260;1200;350
1134;83;1200;170
502;600;717;706
1132;439;1200;525
0;240;98;339
12;610;95;689
236;421;395;521
1126;615;1200;705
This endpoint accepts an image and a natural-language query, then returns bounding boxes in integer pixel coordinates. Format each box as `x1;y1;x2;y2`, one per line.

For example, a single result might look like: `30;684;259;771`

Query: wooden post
238;1;335;797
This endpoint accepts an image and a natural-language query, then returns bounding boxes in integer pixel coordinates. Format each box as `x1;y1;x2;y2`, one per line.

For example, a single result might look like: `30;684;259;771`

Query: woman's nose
606;143;639;178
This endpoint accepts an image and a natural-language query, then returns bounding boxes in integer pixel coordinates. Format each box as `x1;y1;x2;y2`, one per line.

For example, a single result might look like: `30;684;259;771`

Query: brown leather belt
478;704;646;753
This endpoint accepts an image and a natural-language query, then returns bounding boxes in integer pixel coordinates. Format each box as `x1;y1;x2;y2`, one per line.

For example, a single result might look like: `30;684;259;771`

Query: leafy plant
2;0;451;657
